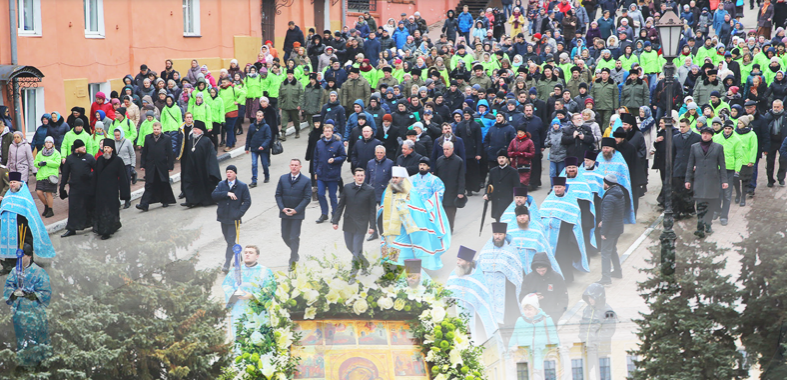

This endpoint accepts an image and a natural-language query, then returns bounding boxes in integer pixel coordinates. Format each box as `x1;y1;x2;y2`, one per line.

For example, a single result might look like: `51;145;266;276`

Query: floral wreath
220;254;487;380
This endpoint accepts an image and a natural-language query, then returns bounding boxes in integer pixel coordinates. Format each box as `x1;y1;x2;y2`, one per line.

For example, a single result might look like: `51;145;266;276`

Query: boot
44;207;54;218
124;200;131;209
42;206;49;216
315;214;328;224
131;170;138;185
740;196;746;207
279;132;287;141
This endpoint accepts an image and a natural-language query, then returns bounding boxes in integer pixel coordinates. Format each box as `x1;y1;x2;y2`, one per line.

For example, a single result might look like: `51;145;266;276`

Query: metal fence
347;0;376;12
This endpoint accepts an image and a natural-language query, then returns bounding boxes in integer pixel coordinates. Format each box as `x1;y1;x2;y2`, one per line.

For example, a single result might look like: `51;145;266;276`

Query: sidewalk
37;119;307;234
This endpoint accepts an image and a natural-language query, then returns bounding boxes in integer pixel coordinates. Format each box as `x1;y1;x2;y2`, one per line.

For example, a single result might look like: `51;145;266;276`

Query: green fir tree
737;195;787;379
628;229;746;380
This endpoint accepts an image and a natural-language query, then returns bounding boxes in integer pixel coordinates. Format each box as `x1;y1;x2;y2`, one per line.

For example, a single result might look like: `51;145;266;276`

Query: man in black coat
59;139;95;237
351;126;382;171
672;118;702;218
455;108;484;194
396;140;423;176
377;114;400;160
526;88;549;129
522;103;545;188
484;149;520;221
561;113;597;160
137;122;176;211
434;140;466;231
283;22;305;61
275;159;312;270
92;139;131;240
331;168;377;273
620;113;648;205
744;100;770;196
181;121;222;208
613;126;644;215
597;173;628;285
212;165;252;273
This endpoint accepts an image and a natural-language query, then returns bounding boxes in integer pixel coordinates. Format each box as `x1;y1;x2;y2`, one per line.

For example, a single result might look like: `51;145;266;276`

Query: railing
347;0;376;12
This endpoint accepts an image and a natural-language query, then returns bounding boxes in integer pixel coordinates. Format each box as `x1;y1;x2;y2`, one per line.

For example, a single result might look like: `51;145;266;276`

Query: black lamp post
655;9;683;280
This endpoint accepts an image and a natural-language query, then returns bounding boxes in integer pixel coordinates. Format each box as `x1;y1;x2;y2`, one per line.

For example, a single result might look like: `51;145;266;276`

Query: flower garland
219;254;488;380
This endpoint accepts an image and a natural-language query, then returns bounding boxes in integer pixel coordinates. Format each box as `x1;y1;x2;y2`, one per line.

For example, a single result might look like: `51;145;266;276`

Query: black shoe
132;171;138;185
136;204;149;212
249;182;257;188
768;182;775;188
42;206;48;216
219;142;226;147
740;197;746;206
101;235;111;240
466;191;474;196
780;180;786;187
610;270;623;279
180;202;192;207
735;195;740;204
315;214;328;224
221;264;230;274
236;130;243;135
694;229;706;238
264;177;270;183
367;232;378;241
706;225;714;234
124;200;131;209
61;229;76;238
178;192;185;199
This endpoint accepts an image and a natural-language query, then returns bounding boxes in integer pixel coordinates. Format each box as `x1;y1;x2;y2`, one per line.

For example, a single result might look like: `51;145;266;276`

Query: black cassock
181;133;221;206
140;133;176;206
60;152;96;231
486;165;520;221
92;154;131;236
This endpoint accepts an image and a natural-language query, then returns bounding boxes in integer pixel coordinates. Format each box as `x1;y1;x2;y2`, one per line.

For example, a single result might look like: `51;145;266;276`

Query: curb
44;122;308;235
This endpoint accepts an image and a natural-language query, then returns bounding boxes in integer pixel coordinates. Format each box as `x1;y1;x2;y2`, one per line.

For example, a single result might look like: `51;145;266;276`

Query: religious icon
324;322;356;346
293;347;326;379
356;322;388;345
387;322;417;345
391;349;427;376
295;321;324;346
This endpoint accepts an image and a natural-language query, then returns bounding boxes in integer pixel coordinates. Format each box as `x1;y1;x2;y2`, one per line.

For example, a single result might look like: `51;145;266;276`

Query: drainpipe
342;0;346;30
9;0;23;133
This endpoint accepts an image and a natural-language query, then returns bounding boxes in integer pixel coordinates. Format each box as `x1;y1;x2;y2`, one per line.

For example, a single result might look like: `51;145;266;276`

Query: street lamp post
655;9;683;280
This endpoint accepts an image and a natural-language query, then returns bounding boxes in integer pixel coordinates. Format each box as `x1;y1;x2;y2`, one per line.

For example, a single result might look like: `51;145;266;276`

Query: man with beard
477;222;524;325
619;113;647;214
454;108;484;194
595;138;637;224
484;149;520;222
410;157;445;201
380;167;451;270
672;119;702;218
446;246;497;341
137;123;176;211
180;121;221;208
507;205;558;275
686;127;727;238
612;127;642;214
563;157;597;255
500;187;541;227
59;140;96;237
434;141;466;231
401;258;432;291
597;174;629;285
540;177;590;283
92;139;131;240
0;172;56;274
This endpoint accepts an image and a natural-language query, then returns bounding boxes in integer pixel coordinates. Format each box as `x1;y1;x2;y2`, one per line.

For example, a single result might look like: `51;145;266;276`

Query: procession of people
2;0;783;372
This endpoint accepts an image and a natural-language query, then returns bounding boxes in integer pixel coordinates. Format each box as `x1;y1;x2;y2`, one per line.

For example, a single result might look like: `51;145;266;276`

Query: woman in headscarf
186;59;201;86
228;59;244;80
639;105;656;168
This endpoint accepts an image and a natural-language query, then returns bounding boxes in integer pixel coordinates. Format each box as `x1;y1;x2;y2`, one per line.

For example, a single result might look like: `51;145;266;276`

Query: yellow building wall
234;36;263;69
62;78;90;115
109;78;125;96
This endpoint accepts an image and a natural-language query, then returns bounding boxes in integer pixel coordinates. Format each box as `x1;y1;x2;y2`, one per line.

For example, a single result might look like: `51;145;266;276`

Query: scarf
681;131;692;139
700;139;712;154
41;146;54;157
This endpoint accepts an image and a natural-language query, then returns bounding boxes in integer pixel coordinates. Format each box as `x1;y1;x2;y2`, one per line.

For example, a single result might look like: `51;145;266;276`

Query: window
84;0;104;37
183;0;200;36
18;0;41;36
88;82;111;105
626;355;638;376
599;357;611;380
516;362;529;380
572;358;584;380
22;87;45;136
544;360;557;380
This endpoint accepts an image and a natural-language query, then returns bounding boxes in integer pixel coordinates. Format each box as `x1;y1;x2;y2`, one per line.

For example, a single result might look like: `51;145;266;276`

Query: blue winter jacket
246;120;272;152
364;37;382;67
366;157;394;203
392;27;410;50
319;100;347;137
458;12;474;33
483;121;517;161
314;135;347;182
476;100;496;139
345;99;378;141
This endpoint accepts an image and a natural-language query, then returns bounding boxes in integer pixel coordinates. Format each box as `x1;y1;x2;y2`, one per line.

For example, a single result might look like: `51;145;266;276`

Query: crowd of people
2;0;787;372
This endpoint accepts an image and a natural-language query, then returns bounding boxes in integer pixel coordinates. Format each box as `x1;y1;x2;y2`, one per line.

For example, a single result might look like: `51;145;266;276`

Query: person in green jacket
189;91;214;144
244;65;264;122
137;111;157;147
279;69;304;139
60;119;93;163
263;66;285;108
113;107;138;147
218;77;242;149
712;121;744;225
33;136;61;218
302;73;324;132
734;116;758;207
590;68;619;127
207;86;227;149
639;42;663;86
160;95;182;133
